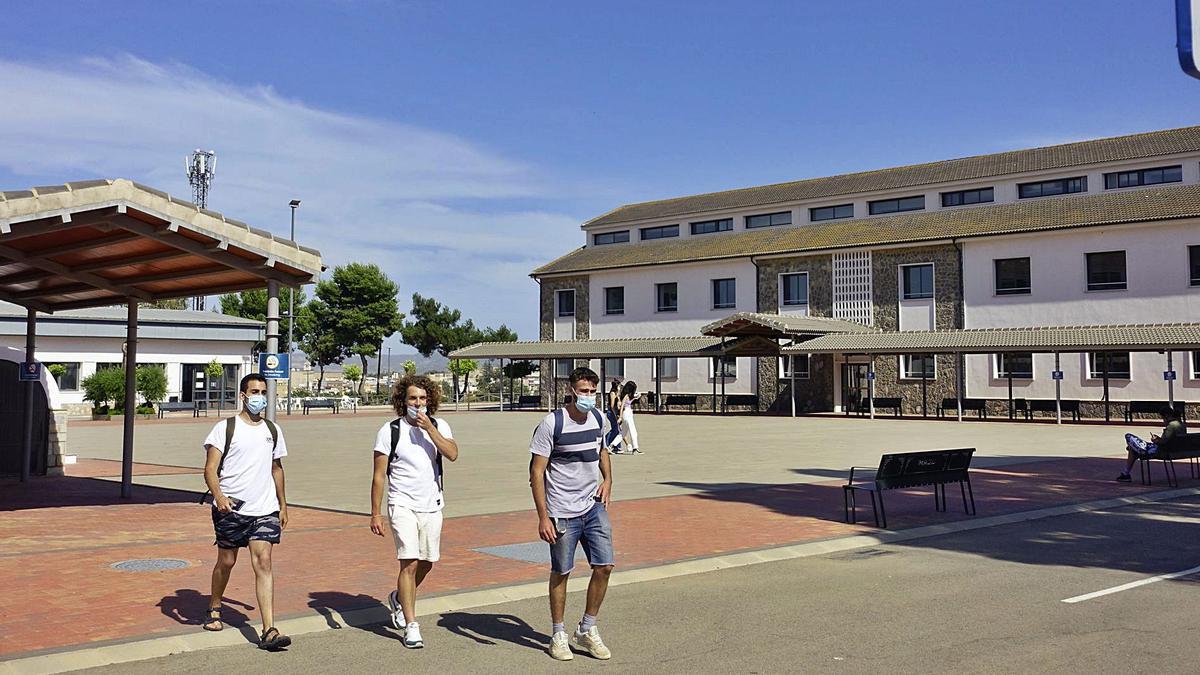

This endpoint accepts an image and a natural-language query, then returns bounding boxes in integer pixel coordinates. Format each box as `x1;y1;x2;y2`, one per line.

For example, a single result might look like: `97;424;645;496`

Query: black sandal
259;626;292;651
202;606;223;631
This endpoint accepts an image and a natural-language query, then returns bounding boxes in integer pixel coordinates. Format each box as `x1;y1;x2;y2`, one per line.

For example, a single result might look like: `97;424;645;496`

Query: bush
81;367;125;410
136;365;168;404
48;363;67;379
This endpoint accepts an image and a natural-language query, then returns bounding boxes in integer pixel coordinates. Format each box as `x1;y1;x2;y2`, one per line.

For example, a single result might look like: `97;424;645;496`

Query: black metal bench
302;398;339;414
1027;399;1081;421
844;448;977;528
723;394;758;411
513;395;541;409
1125;401;1187;423
937;398;987;419
663;394;698;412
1138;433;1200;487
157;400;203;418
850;397;902;417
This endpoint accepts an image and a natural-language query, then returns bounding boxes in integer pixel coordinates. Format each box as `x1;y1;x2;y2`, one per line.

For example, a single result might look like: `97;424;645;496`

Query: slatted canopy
784;323;1200;354
450;336;723;360
702;312;877;339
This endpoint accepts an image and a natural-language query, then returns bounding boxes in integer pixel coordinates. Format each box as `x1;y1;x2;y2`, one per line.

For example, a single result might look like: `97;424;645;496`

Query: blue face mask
245;394;267;415
574;393;596;412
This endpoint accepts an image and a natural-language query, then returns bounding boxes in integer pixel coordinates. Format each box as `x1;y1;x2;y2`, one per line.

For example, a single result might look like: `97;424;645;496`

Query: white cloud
0;55;585;339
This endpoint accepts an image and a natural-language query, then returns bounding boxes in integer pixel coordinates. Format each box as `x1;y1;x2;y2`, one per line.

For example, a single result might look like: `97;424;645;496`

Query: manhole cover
834;548;896;561
111;558;190;572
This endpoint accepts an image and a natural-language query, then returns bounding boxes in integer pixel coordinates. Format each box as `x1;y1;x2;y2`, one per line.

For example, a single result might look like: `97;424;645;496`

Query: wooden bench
843;448;977;528
1138;433;1200;487
1027;399;1081;421
302;398;339;414
663;394;698;412
722;394;758;411
157;400;203;418
513;395;542;410
1125;401;1187;423
937;398;987;419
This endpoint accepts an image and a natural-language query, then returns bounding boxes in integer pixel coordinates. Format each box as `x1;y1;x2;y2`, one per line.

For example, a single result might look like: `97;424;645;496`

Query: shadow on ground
308;592;402;641
157;588;259;644
437;611;548;651
0;475;199;511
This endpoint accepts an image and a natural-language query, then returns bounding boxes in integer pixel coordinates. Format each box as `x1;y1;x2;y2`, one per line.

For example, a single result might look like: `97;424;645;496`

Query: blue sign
1165;370;1178;381
866;371;876;381
18;362;41;381
1178;0;1200;79
1051;370;1064;381
258;353;290;380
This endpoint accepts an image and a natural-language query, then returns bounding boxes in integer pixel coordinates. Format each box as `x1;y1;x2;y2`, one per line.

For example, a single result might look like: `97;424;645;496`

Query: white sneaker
387;590;404;632
403;621;423;649
548;630;573;660
571;626;611;659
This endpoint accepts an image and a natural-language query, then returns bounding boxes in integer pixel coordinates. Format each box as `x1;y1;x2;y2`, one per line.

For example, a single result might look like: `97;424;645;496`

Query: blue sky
3;1;1199;352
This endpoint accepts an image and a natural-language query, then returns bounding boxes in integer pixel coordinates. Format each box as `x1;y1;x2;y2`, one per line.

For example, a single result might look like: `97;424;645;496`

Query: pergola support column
1167;351;1176;411
720;338;727;415
867;356;875;420
790;354;798;418
20;309;36;482
654;357;662;415
499;358;506;412
266;281;280;422
120;302;138;499
599;358;606;413
921;354;929;418
956;353;964;423
1103;351;1111;423
1054;352;1062;425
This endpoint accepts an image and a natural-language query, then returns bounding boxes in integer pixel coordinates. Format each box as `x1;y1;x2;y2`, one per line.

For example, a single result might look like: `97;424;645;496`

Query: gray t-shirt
530;407;603;518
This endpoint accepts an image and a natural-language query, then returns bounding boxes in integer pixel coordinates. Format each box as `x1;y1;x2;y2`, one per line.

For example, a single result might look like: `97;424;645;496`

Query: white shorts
388;504;443;562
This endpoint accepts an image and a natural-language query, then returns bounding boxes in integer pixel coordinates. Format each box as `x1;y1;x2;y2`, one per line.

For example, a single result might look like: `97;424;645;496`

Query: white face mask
407;405;427;419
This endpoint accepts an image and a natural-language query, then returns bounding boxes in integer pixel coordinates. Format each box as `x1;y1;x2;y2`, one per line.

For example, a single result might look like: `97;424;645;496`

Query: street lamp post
286;199;300;414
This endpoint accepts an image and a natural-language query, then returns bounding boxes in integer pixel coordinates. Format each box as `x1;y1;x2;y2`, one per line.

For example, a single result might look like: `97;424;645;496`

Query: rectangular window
1087;352;1131;379
556;290;575;317
994;257;1031;295
602;358;624;378
689;218;733;235
745;211;792;229
1104;165;1183;189
1190;245;1200;287
604;287;624;315
49;362;81;391
810;204;854;222
780;272;809;307
593;230;629;246
656;282;678;312
711;356;737;379
869;195;925;215
941;187;994;207
901;264;934;300
1193;351;1200;378
555;359;572;379
657;357;679;379
640;224;679;240
712;278;737;309
901;354;936;379
780;354;810;379
1018;176;1087;199
996;352;1034;379
1086;251;1127;291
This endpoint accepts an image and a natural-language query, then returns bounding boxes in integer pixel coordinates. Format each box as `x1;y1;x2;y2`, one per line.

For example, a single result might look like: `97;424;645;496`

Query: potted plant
205;360;225;412
137;365;168;420
81;367;124;420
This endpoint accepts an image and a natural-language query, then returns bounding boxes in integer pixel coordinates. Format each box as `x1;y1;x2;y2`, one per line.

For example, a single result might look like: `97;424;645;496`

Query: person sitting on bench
1117;406;1187;482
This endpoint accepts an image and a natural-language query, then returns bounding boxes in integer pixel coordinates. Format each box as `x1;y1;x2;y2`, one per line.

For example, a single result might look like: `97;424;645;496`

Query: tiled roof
533;182;1200;276
586;125;1200;227
450;336;722;359
701;312;876;337
784;324;1200;354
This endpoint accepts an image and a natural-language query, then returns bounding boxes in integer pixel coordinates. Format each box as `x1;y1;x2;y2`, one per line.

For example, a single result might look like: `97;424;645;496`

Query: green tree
318;263;403;397
147;298;188;310
81;367;125;413
219;287;308;352
297;299;343;393
47;363;67;379
343;364;362;392
136;365;168;405
448;359;477;399
403;360;417;376
399;293;518;400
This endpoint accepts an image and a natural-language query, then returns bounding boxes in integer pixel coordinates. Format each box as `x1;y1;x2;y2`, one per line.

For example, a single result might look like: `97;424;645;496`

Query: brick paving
0;454;1174;660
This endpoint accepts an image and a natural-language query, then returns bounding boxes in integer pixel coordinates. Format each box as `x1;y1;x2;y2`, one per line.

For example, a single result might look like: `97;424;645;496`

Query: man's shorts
388;504;443;562
549;500;615;575
211;507;282;549
1126;433;1159;456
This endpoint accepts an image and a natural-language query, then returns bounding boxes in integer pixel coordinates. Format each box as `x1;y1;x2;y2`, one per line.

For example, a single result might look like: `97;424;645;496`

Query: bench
1027;399;1081;421
157;400;203;418
937;398;987;419
849;397;902;417
513;395;542;409
844;448;977;528
633;392;655;410
302;398;339;414
1138;433;1200;487
663;394;698;412
722;394;758;411
1125;401;1187;423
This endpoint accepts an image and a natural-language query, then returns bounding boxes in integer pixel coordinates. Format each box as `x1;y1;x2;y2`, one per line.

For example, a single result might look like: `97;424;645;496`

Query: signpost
18;362;41;381
1177;0;1200;79
258;353;290;380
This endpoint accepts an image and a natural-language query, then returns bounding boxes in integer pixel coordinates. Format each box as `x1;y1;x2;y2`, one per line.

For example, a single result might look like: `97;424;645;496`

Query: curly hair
390;374;442;416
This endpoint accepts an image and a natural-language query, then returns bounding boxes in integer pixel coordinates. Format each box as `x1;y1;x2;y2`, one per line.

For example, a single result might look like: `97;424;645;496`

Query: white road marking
1062;564;1200;603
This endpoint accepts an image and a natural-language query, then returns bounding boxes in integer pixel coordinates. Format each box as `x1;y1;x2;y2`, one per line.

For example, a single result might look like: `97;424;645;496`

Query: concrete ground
84;493;1200;674
67;411;1149;516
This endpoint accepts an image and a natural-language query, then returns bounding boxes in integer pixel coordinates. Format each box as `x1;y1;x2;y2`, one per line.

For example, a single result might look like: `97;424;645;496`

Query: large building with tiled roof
533;126;1200;415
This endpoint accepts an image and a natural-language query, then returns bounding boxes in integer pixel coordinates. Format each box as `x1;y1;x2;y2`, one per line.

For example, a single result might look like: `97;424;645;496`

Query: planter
91;414;112;421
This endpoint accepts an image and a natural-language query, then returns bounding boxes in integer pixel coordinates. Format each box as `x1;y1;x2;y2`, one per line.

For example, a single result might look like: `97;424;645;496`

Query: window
901;355;936;379
869;195;925;215
1104;165;1182;189
941;187;994;207
602;358;624;378
604;287;624;315
1087;352;1131;379
1190;245;1200;286
1018;176;1087;198
810;204;853;222
901;264;934;300
1086;251;1127;291
555;359;572;379
640;224;679;240
655;282;678;312
745;211;791;229
48;362;81;391
97;362;123;371
556;290;575;317
711;356;737;379
781;272;809;307
656;357;679;379
994;257;1031;295
1193;352;1200;378
690;218;733;235
780;354;810;379
712;278;736;309
593;230;629;246
996;353;1034;379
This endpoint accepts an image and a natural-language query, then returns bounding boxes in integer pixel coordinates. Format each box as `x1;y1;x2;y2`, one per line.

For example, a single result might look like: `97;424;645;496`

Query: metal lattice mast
185;150;217;310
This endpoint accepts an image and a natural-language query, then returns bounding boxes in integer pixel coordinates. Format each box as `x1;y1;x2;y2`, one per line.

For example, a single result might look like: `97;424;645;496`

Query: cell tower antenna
185;149;217;310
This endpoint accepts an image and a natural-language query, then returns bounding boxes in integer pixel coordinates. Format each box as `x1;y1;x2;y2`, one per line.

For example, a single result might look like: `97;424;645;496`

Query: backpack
390;415;444;492
549;407;604;457
200;416;279;504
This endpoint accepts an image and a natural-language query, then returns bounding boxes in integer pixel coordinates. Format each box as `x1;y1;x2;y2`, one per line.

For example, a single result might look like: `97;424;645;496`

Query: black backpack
199;416;279;504
390;415;444;492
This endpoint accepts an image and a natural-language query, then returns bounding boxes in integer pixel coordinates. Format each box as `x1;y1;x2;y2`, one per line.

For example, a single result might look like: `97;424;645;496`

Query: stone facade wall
538;276;590;408
46;410;66;476
754;254;836;412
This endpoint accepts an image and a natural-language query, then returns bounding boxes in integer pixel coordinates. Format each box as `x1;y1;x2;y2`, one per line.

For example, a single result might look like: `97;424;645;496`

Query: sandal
202;606;223;632
259;626;292;651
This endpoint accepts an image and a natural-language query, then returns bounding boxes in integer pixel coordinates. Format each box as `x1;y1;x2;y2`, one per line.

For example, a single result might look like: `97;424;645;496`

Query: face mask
574;394;596;412
245;394;267;415
407;405;427;419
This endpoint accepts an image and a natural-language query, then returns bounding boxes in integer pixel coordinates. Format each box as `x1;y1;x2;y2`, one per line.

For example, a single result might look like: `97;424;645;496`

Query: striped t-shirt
530;407;603;518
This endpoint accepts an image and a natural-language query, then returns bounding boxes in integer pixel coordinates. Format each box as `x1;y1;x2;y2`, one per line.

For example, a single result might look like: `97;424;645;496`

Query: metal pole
1007;358;1014;420
956;353;964;423
921;354;929;418
867;356;875;420
20;309;36;483
712;355;718;414
375;340;383;396
599;358;606;413
790;354;797;418
120;302;138;498
655;357;662;414
500;358;506;412
1054;352;1062;425
1168;351;1176;411
286;201;298;411
1103;351;1110;423
720;338;727;415
266;280;280;423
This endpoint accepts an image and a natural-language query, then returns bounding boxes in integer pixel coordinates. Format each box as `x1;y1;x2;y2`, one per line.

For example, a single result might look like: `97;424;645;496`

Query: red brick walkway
0;455;1173;659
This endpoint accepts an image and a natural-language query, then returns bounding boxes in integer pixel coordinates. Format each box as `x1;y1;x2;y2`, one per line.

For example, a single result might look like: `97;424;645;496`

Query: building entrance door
841;363;869;414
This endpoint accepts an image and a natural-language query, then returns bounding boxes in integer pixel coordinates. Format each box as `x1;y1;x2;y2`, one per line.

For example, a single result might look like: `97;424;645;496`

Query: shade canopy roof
0;179;322;312
450;336;723;360
702;311;876;339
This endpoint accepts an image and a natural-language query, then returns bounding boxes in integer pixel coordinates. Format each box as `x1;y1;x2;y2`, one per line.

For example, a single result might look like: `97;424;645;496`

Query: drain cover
111;558;190;572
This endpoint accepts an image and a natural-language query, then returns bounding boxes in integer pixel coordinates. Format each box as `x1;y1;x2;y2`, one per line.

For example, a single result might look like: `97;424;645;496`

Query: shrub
81;367;125;411
136;365;168;404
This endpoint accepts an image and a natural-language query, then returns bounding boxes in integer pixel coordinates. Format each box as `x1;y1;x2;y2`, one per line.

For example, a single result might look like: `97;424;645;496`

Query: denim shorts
549;501;614;575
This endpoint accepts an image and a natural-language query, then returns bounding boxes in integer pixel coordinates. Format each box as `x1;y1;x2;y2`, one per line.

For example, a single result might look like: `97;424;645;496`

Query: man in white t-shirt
370;374;459;649
201;373;291;651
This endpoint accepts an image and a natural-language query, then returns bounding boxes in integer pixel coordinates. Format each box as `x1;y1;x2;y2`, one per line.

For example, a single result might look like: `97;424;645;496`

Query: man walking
201;373;291;651
370;374;459;649
529;366;615;661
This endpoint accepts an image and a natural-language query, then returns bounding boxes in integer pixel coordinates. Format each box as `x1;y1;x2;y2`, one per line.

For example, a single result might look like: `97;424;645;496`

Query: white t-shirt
373;416;453;512
203;417;288;517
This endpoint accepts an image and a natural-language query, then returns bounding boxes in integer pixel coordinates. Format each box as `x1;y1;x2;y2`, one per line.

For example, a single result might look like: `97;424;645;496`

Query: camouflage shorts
211;507;281;549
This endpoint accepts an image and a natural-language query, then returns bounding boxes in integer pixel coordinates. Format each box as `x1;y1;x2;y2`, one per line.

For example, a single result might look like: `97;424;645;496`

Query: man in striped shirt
529;366;615;662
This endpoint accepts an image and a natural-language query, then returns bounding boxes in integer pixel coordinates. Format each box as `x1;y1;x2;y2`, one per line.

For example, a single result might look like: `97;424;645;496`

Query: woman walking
604;379;625;454
618;381;641;455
